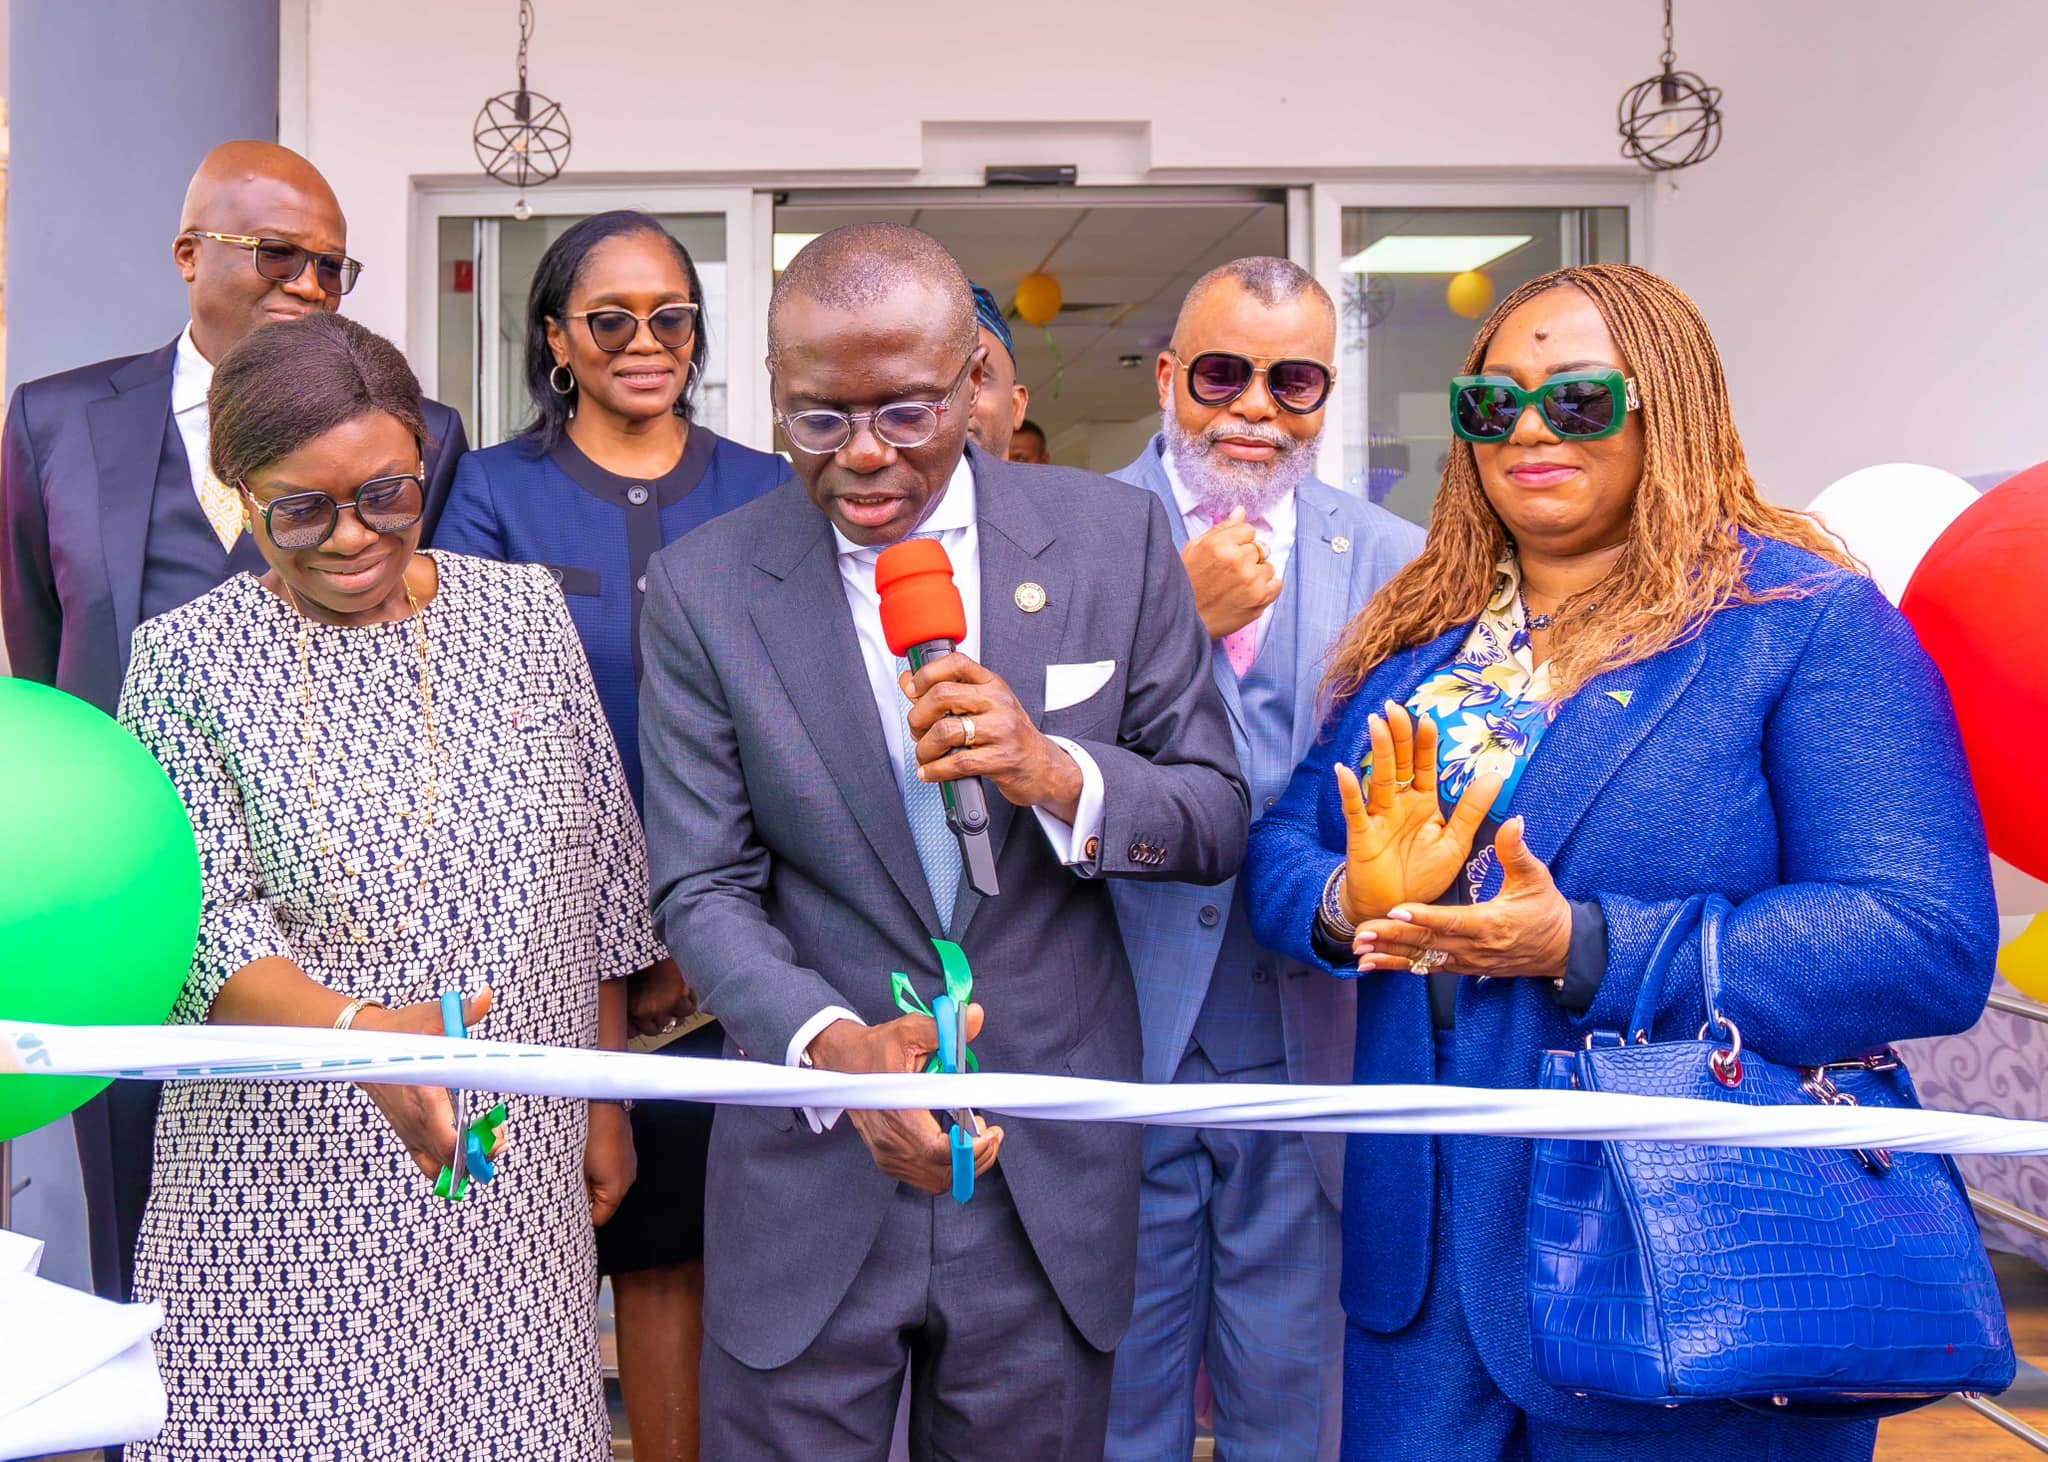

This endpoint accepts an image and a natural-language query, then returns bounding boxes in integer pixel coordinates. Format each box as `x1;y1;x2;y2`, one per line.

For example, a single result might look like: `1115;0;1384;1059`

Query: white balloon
1807;463;1979;605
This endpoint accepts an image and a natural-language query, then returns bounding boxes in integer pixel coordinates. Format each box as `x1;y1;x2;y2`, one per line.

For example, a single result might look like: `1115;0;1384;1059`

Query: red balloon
1901;460;2048;882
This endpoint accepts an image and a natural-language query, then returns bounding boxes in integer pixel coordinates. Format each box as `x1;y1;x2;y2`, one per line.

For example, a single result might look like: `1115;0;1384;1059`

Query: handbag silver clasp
1800;1068;1894;1177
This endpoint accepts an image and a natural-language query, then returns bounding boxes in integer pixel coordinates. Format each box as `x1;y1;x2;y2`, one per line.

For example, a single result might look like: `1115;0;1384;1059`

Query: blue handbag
1527;893;2015;1413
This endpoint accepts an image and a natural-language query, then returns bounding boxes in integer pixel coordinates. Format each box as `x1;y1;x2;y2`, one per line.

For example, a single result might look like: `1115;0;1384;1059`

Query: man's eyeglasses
1173;351;1335;415
1449;369;1641;443
566;304;700;354
183;231;363;297
245;469;426;551
777;351;981;456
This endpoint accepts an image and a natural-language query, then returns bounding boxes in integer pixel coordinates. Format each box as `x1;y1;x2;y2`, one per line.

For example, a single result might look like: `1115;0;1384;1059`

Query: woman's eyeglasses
247;470;426;551
777;352;980;456
1450;369;1641;443
566;304;700;354
1173;351;1335;415
183;230;363;296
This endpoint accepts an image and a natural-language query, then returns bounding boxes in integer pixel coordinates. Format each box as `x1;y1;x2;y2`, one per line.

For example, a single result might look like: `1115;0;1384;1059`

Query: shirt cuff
787;1004;863;1133
1032;736;1105;876
1548;899;1610;1014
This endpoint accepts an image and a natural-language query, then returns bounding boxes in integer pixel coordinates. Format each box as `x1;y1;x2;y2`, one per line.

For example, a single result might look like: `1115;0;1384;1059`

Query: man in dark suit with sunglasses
0;139;467;1307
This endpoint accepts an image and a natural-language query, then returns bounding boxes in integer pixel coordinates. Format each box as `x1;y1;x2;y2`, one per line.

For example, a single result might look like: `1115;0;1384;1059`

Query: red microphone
876;540;999;899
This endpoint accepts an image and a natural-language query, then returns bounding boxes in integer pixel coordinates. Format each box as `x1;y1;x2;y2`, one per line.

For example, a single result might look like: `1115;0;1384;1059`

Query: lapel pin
1015;582;1047;613
1605;689;1634;707
1330;536;1351;555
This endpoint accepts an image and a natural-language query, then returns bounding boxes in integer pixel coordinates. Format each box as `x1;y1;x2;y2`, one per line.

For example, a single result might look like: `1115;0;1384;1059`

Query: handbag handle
1623;892;1736;1042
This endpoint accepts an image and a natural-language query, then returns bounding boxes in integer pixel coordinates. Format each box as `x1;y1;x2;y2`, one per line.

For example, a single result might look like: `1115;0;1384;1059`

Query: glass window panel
435;212;728;447
1338;206;1627;526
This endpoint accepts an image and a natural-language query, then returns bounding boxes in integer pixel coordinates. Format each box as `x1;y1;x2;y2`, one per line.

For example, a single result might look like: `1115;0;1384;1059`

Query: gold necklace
285;573;443;942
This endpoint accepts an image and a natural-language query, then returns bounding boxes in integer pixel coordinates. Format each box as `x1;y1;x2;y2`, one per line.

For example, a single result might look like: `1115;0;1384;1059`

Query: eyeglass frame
563;303;702;354
775;349;984;456
1448;368;1642;443
1169;350;1337;415
239;464;429;550
180;230;364;297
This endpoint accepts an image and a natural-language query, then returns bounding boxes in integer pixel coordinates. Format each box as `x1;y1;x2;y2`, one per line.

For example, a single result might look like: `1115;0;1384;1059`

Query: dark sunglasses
183;230;362;296
776;351;980;456
566;304;700;354
1450;369;1641;443
245;471;426;551
1173;351;1334;415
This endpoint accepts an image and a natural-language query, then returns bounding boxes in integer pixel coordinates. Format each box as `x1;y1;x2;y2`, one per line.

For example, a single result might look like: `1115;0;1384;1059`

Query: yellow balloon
1999;913;2048;1002
1014;272;1064;328
1446;270;1496;321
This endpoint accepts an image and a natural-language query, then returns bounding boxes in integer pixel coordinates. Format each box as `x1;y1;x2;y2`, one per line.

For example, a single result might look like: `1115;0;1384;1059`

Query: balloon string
1043;325;1063;399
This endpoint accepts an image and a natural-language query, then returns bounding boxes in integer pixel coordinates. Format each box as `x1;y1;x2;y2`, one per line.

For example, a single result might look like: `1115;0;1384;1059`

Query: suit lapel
89;342;180;658
1287;487;1353;764
747;496;939;932
1504;632;1710;882
954;447;1071;937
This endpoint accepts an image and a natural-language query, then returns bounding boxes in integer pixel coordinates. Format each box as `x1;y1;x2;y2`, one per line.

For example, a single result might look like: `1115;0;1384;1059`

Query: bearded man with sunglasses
638;222;1246;1459
1105;257;1422;1462
0;139;467;1309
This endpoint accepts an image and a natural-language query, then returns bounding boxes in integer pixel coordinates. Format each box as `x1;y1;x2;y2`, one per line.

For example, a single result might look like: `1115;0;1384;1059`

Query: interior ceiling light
1618;0;1724;173
772;233;822;272
472;0;571;221
1340;236;1532;276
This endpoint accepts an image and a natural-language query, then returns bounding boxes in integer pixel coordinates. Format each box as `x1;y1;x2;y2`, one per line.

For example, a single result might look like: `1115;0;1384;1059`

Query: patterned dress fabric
114;552;659;1461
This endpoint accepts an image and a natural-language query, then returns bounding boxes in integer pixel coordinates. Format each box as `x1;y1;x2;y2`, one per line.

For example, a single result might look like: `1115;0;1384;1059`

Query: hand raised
1336;702;1502;922
1353;815;1572;981
1181;506;1282;639
806;1007;1005;1195
354;987;497;1181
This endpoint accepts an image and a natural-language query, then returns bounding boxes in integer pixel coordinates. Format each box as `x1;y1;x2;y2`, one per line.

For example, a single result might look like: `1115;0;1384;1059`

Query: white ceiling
775;199;1288;444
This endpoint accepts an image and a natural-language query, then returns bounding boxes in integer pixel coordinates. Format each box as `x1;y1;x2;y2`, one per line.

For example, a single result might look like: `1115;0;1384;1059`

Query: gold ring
960;716;976;748
1408;952;1431;975
661;1017;679;1034
1394;776;1415;790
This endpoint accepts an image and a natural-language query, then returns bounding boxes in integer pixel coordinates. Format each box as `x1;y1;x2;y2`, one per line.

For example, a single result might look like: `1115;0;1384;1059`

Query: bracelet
1316;866;1358;942
593;1098;636;1112
333;997;384;1031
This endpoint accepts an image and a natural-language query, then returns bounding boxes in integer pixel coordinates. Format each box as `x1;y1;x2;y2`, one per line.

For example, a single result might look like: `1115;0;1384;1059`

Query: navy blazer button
627;485;651;506
1199;905;1220;926
1252;966;1270;983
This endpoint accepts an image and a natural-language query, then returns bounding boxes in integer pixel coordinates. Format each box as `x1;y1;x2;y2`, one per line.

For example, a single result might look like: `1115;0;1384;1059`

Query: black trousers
71;1078;162;1300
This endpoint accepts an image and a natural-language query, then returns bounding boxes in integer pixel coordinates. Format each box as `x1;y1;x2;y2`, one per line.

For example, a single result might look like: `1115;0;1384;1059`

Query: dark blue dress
432;424;790;1273
433;426;792;807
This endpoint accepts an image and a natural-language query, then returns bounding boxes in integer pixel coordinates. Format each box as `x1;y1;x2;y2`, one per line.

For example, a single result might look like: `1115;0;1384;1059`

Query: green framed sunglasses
1449;368;1641;443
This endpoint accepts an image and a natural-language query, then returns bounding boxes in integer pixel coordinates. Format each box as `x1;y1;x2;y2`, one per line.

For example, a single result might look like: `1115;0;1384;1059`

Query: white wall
297;0;2048;502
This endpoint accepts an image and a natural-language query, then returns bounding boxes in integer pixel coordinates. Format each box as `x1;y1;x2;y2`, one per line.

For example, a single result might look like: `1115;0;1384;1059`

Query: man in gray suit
1105;259;1423;1460
638;223;1248;1460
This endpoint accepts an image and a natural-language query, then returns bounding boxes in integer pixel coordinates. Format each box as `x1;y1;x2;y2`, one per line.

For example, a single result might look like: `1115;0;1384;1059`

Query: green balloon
0;680;201;1139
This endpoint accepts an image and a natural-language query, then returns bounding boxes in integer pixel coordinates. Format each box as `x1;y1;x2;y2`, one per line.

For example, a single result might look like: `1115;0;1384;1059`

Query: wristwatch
1317;866;1358;942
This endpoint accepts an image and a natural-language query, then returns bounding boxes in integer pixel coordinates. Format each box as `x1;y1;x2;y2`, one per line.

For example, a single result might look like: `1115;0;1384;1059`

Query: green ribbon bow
890;938;978;1074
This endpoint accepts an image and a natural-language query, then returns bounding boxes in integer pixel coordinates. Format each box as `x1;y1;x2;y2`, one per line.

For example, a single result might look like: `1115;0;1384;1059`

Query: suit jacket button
1264;795;1276;811
627;485;651;506
1128;841;1146;862
1253;966;1271;983
637;575;648;593
1198;904;1220;927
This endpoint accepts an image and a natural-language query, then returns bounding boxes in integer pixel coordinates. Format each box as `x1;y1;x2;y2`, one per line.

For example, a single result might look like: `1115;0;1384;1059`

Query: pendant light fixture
1617;0;1723;173
472;0;572;220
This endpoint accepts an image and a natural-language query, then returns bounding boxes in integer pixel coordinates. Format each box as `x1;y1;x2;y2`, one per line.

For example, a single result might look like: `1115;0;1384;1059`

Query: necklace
1518;592;1554;631
285;574;443;943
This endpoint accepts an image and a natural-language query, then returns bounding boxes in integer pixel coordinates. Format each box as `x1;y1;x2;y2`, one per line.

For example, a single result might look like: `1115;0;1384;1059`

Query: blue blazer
1109;433;1421;1201
1;338;466;711
1244;535;1997;1427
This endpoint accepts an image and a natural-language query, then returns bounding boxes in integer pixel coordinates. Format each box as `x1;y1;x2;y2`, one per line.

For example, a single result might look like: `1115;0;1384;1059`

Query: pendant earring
549;364;576;397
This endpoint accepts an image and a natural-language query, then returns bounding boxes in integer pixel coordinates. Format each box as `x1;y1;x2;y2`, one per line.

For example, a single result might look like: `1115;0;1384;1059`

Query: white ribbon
7;1018;2048;1155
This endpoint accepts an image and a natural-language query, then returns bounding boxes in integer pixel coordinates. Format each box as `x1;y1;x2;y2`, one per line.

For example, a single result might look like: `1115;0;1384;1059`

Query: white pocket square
1045;660;1116;713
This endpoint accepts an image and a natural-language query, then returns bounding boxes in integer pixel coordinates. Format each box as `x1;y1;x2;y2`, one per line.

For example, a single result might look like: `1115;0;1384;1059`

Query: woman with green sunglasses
1245;264;1993;1461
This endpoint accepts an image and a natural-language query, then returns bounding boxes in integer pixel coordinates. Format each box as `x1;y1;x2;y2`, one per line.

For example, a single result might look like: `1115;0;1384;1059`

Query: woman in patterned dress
115;311;655;1459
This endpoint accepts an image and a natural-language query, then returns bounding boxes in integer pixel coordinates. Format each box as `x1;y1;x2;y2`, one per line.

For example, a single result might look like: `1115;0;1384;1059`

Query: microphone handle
908;638;1001;899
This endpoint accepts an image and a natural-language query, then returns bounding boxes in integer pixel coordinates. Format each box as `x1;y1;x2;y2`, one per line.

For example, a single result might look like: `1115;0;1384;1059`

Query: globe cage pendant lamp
472;0;572;220
1617;0;1724;174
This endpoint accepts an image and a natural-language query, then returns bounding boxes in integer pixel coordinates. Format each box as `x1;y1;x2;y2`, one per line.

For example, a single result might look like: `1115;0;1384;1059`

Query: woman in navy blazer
432;210;789;1462
1244;265;1996;1462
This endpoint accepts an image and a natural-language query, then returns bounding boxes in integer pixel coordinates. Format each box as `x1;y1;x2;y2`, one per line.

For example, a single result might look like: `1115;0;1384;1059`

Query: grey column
7;0;279;388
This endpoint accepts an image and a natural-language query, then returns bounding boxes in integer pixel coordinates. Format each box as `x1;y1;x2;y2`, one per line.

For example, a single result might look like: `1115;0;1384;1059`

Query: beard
1162;409;1321;521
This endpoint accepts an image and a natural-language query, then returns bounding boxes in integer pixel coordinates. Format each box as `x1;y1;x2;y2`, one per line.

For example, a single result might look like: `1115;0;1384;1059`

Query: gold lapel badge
1015;582;1048;613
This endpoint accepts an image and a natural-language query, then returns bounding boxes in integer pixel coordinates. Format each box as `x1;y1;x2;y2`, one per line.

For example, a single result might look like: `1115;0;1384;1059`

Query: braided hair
1325;263;1858;703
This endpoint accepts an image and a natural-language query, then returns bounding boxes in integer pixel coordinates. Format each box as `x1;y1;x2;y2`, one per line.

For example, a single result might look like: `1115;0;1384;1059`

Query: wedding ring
960;716;977;748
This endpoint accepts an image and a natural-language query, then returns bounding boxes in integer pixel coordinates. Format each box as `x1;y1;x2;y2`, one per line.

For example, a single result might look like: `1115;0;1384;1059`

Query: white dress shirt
1161;449;1298;660
786;454;1108;1129
170;325;215;511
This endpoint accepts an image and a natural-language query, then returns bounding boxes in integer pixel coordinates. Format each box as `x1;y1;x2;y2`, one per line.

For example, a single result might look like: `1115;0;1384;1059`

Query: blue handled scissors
432;990;507;1202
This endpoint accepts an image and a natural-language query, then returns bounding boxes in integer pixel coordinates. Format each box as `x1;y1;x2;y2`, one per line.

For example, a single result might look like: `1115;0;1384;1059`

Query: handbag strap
1622;891;1735;1041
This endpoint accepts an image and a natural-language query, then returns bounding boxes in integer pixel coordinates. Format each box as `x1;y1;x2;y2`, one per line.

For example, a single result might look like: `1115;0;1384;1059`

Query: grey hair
1173;255;1334;340
766;222;977;370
